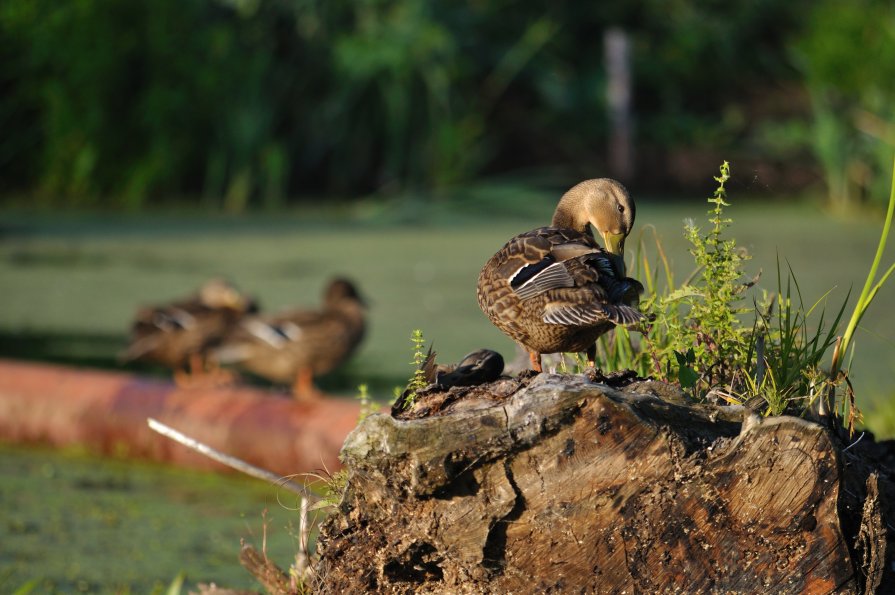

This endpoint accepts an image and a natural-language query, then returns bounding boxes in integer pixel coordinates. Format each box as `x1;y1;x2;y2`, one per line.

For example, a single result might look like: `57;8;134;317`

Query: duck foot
585;368;640;387
173;354;237;389
173;367;237;390
291;368;324;401
583;367;606;383
516;369;540;381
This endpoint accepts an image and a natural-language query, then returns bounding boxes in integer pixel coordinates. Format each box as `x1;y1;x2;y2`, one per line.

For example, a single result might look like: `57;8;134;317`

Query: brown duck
213;278;366;400
476;178;645;373
422;348;505;388
120;278;257;385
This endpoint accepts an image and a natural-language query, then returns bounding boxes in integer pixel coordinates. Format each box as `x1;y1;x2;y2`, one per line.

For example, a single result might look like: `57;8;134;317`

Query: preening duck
476;178;645;373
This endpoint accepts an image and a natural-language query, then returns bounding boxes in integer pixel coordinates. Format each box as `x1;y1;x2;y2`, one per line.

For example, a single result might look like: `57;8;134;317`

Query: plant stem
825;155;895;423
831;155;895;379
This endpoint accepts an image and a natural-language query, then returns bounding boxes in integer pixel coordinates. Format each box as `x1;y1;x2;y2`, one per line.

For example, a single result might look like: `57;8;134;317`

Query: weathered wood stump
313;374;892;594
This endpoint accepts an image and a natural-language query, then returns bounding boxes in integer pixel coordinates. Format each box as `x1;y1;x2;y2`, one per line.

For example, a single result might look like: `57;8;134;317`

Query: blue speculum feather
271;325;293;340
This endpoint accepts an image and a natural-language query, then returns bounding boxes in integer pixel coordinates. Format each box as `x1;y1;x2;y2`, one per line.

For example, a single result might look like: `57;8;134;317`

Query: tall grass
824;156;895;427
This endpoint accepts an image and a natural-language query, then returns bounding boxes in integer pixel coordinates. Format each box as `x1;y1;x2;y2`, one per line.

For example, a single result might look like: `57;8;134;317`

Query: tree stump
313;374;893;594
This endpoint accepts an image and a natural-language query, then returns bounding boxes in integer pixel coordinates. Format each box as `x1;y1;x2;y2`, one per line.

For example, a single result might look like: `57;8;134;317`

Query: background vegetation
1;0;893;209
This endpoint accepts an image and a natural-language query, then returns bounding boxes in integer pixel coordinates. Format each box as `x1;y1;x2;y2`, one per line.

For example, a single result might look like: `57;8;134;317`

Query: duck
120;278;258;385
476;178;646;373
412;346;506;391
212;277;366;400
429;348;505;388
394;347;505;414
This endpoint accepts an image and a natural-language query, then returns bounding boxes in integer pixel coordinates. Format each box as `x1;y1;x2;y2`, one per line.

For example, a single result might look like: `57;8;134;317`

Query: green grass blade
837;155;895;371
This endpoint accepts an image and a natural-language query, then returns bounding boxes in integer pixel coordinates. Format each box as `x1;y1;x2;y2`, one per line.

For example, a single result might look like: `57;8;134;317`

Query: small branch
291;496;311;588
147;417;317;502
821;336;842;418
240;543;295;595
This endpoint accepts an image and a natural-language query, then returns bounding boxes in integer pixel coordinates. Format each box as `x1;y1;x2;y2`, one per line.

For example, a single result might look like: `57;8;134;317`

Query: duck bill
600;231;626;256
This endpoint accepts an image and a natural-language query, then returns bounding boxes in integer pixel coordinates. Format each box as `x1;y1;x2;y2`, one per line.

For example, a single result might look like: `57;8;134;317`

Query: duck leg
529;351;543;373
204;358;237;387
189;352;205;378
585;344;597;369
172;353;205;388
292;368;322;401
173;368;192;388
174;353;234;389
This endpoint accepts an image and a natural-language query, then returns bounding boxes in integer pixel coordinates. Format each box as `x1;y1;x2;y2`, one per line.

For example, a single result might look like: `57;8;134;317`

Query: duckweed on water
0;443;302;593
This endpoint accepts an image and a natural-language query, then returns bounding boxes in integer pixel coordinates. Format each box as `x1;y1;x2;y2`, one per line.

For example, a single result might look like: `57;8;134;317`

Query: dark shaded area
0;330;132;372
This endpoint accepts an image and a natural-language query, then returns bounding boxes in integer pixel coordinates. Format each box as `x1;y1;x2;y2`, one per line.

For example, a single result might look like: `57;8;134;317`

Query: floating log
314;374;894;594
0;359;360;476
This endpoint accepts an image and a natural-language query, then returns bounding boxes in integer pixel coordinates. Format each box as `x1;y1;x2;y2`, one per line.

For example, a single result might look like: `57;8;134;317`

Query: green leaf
678;365;699;388
664;287;703;302
12;580;41;595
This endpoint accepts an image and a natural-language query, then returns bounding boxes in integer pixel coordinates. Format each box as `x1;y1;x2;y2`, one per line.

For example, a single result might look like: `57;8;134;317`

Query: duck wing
120;299;213;362
501;227;645;327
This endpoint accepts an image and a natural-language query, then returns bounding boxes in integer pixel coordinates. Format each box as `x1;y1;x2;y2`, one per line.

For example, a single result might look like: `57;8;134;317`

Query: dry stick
147;417;318;502
821;337;843;419
148;418;316;591
292;496;311;586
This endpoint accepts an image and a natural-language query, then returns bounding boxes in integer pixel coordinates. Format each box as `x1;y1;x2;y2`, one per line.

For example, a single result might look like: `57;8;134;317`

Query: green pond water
0;443;307;594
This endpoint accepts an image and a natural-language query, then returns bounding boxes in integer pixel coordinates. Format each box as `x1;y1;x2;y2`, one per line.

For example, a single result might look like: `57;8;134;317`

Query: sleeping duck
428;348;505;388
213;277;366;400
476;178;645;373
120;278;257;385
413;346;506;390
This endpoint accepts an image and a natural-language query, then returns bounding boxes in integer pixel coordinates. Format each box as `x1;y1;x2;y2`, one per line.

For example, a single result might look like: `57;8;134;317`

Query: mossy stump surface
314;374;892;594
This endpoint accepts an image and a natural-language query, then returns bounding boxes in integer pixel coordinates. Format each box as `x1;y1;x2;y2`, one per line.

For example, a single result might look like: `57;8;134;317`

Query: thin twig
821;336;842;418
147;417;317;502
754;333;766;387
292;496;311;584
842;431;866;453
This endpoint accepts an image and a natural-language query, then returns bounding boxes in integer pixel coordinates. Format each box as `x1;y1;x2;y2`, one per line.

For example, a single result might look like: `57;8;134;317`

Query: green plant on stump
626;161;755;397
663;162;753;394
403;329;429;407
592;161;870;426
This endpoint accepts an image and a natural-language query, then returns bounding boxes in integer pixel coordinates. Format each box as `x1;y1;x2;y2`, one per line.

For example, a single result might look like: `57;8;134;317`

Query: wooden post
605;28;633;181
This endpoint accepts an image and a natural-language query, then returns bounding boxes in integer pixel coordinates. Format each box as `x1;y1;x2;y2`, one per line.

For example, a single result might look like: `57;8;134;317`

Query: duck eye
617;204;625;213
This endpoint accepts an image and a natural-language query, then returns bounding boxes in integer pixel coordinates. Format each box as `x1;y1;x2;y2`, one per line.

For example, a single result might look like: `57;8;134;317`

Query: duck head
198;278;254;312
551;178;635;257
324;277;367;308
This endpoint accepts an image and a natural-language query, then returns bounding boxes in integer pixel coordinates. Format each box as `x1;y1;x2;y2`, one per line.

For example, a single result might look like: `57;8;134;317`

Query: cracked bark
313;374;894;594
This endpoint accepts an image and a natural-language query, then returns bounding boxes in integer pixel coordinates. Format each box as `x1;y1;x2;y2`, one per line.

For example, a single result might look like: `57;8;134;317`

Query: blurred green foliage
0;0;819;208
795;0;895;209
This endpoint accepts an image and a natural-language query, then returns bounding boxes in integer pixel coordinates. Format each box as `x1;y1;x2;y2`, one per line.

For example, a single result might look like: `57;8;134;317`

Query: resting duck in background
120;278;257;386
213;277;366;400
476;178;646;373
